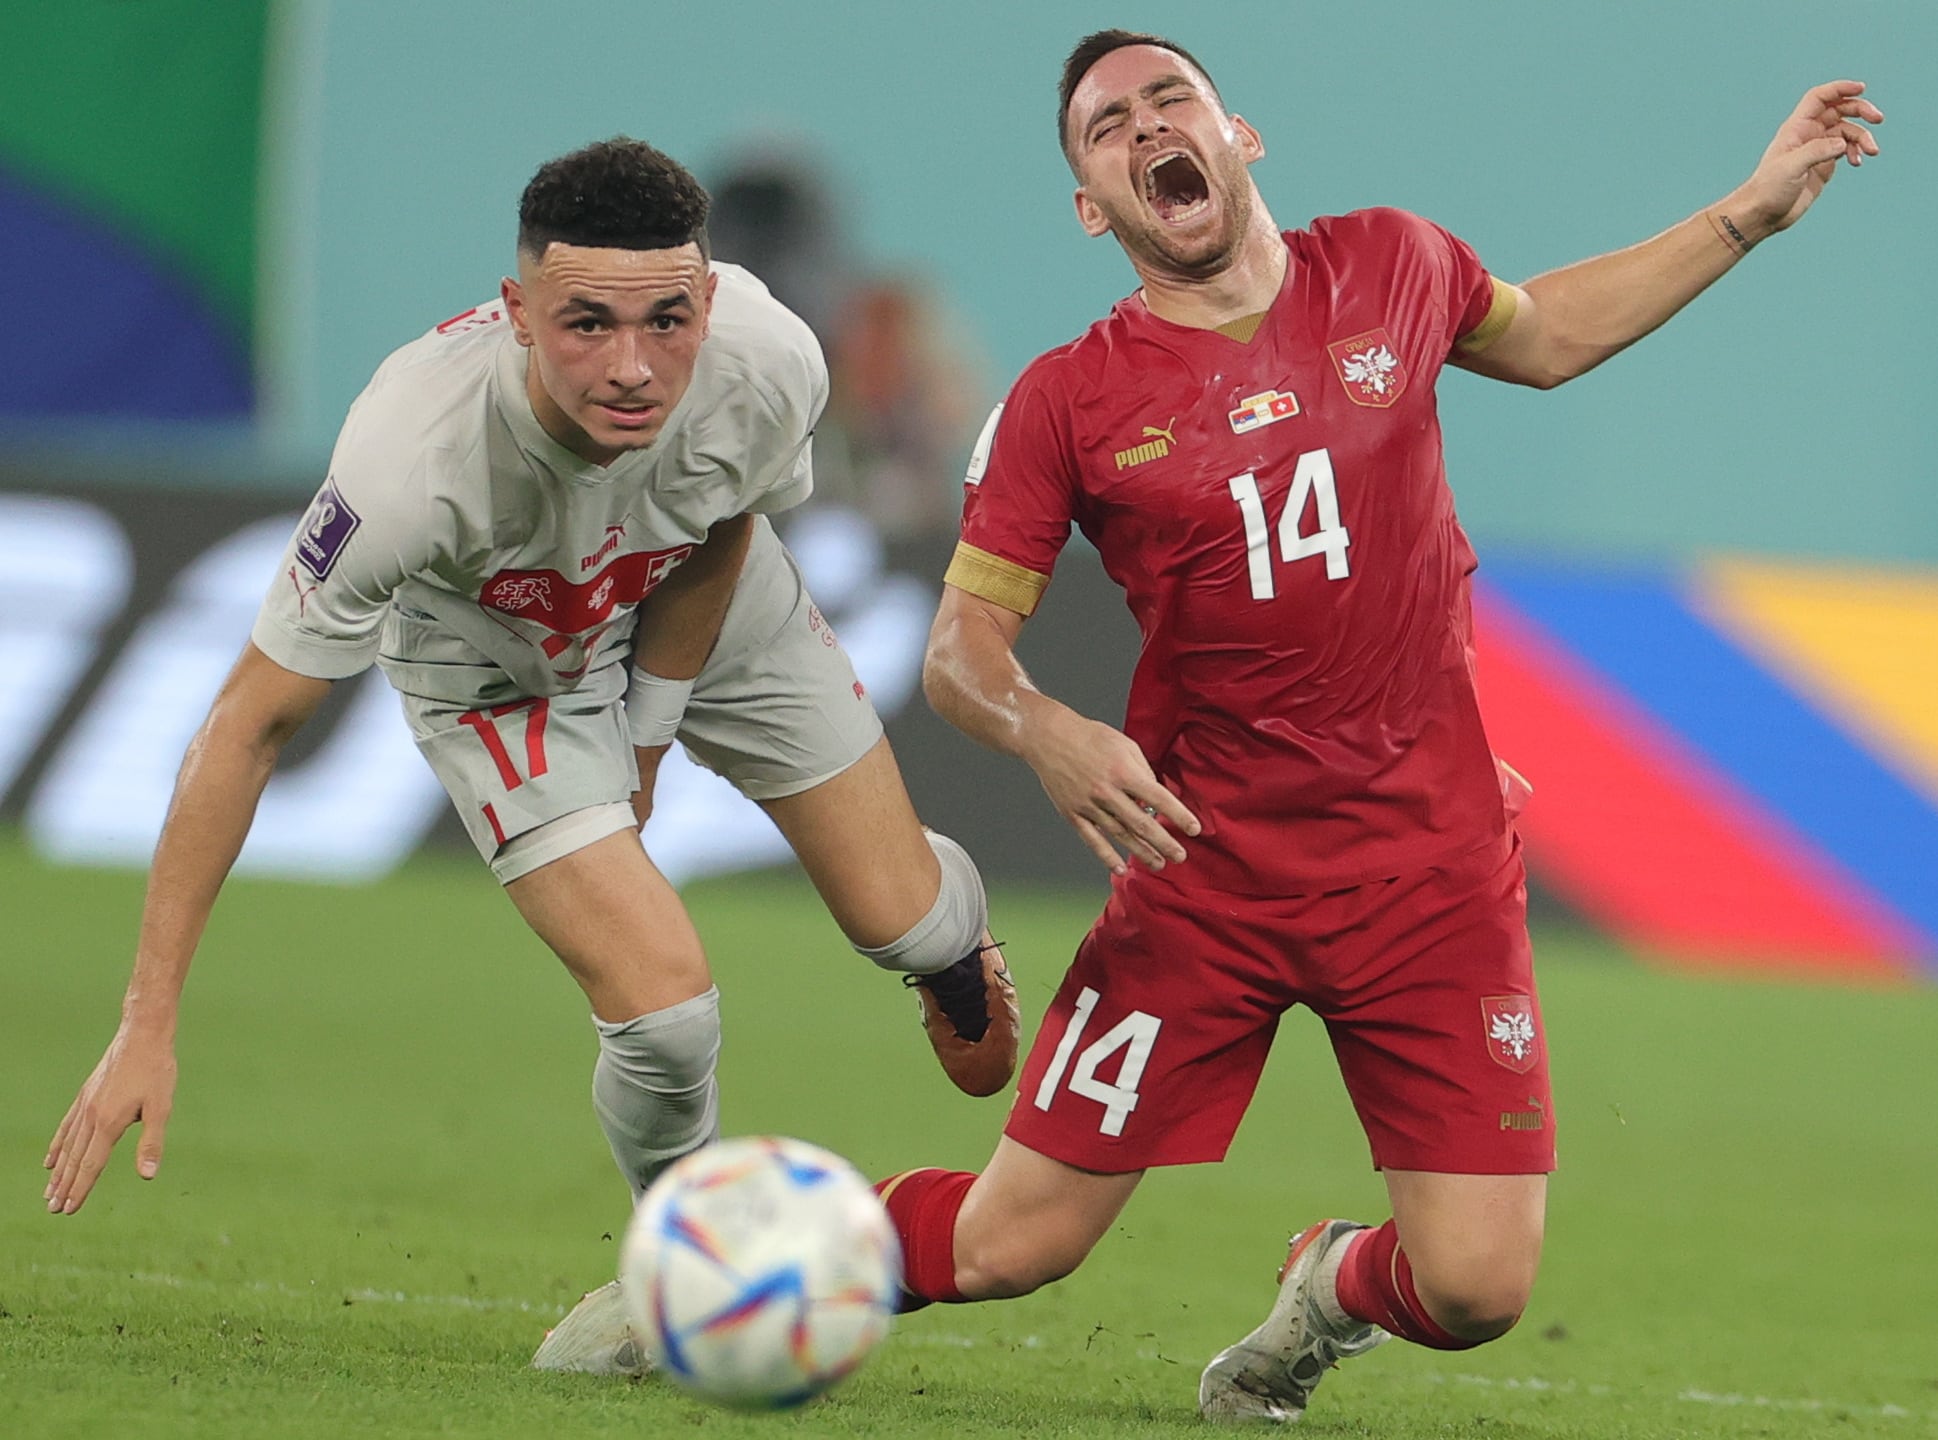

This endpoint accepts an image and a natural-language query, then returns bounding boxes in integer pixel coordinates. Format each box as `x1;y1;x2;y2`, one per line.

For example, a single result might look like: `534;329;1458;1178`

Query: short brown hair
1058;29;1224;163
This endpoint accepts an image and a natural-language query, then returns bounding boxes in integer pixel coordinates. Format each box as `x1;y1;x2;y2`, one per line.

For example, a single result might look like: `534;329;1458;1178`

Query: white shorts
403;518;884;882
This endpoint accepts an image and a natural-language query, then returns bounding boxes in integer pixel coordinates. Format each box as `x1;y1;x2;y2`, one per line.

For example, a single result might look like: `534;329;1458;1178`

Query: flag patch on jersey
1328;328;1408;407
295;479;362;581
1227;389;1299;435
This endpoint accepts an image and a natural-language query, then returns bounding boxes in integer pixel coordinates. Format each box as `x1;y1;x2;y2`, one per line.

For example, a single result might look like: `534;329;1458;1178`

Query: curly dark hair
1058;30;1223;165
517;137;711;260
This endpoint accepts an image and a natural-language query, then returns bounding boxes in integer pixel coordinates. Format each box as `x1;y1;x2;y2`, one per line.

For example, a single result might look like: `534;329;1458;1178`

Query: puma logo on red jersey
1114;417;1178;471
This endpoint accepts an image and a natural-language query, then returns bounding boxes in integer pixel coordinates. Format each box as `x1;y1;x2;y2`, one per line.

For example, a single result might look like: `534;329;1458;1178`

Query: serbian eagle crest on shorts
1327;328;1407;408
1481;995;1541;1074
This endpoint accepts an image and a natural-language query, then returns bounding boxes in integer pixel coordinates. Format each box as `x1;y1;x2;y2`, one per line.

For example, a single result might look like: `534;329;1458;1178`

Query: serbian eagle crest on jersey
1481;996;1541;1074
1327;328;1408;408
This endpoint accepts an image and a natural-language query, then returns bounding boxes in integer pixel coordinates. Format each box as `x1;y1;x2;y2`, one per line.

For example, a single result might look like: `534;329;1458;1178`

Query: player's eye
1092;120;1121;143
650;314;686;333
568;317;605;335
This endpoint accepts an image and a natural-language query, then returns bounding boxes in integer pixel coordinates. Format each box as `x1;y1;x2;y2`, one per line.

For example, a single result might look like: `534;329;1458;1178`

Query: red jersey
948;208;1515;894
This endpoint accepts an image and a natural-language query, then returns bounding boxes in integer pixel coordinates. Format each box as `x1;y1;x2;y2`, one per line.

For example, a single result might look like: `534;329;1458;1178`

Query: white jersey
251;263;826;706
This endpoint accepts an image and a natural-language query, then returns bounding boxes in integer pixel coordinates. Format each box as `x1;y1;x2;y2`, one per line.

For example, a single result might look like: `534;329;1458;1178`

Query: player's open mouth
1143;151;1211;224
600;403;657;428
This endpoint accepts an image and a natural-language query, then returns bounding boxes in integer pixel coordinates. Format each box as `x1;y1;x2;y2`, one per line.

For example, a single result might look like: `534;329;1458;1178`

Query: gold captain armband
1454;276;1519;355
943;544;1050;617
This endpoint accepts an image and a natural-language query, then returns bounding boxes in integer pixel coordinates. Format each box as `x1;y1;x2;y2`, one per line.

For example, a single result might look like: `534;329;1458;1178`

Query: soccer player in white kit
42;138;1019;1372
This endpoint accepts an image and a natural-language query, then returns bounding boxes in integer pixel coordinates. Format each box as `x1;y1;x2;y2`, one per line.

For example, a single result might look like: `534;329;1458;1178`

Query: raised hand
1733;81;1882;241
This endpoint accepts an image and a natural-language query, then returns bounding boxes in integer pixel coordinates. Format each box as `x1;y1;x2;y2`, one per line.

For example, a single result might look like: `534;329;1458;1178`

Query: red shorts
1004;834;1554;1175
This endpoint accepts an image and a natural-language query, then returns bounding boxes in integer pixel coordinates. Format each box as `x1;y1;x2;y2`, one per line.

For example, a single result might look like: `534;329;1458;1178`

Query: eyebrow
557;292;695;318
1084;76;1195;141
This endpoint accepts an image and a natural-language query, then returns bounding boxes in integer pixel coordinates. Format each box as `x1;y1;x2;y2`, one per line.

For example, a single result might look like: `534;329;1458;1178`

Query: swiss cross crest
1482;996;1541;1074
1327;328;1407;408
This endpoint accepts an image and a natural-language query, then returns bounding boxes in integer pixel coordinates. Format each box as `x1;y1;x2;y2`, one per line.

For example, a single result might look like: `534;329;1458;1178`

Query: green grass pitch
3;831;1934;1438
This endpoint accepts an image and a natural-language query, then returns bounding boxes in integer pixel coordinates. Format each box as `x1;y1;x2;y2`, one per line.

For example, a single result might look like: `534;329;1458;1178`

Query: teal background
273;0;1936;563
8;0;1934;563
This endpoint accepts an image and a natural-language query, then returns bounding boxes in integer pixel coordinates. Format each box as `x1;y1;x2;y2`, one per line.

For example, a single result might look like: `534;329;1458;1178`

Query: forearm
631;514;754;681
1516;196;1752;384
925;588;1197;871
122;648;323;1030
922;603;1073;768
123;705;290;1031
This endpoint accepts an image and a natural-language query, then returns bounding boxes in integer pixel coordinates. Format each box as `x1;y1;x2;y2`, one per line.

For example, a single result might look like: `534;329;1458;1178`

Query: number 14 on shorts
1032;987;1162;1136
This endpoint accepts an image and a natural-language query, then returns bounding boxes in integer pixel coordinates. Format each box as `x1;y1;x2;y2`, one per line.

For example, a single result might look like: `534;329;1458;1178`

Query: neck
1134;206;1287;330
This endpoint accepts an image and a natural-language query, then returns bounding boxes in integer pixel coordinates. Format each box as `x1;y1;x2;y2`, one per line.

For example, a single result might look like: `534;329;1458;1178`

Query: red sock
873;1168;976;1310
1333;1220;1479;1350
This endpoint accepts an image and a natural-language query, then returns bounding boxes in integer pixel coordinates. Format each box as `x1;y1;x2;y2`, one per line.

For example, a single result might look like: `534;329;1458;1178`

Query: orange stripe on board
1699;559;1938;805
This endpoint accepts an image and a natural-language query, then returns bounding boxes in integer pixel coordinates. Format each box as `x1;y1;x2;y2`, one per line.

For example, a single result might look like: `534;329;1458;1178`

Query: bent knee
1417;1271;1535;1342
1435;1295;1527;1343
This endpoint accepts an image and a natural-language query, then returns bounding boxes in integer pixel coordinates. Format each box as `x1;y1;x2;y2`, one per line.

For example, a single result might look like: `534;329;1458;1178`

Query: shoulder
324;302;506;530
1007;307;1126;404
1302;205;1441;248
699;263;828;429
1305;206;1456;257
339;300;506;462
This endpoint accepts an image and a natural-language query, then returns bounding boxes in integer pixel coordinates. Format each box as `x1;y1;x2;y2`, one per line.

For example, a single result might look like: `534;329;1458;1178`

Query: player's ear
1231;115;1266;164
501;275;533;347
700;266;719;339
1074;186;1112;239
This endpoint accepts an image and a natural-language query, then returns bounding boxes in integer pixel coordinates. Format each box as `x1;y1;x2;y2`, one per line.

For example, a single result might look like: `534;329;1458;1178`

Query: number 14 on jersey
1227;447;1351;599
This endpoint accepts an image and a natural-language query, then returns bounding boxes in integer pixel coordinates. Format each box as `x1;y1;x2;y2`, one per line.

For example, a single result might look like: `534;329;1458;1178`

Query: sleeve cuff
249;613;381;680
748;466;813;515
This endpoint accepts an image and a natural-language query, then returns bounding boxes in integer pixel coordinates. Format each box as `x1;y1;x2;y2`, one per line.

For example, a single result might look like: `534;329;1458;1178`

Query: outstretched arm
626;512;756;826
924;584;1199;875
1455;81;1882;389
44;644;331;1214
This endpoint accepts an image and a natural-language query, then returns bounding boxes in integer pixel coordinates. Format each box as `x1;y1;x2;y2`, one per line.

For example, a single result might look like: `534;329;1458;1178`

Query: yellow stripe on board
1698;558;1938;803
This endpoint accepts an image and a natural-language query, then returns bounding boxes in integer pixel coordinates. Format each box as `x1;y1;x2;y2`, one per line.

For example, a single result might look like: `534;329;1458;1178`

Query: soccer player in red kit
876;29;1883;1423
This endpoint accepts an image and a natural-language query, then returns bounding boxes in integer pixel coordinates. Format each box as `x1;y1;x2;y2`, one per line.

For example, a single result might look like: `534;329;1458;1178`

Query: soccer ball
620;1135;903;1408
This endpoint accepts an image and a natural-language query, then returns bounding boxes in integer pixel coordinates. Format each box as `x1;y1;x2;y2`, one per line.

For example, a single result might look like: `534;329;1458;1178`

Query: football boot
531;1279;649;1377
1198;1219;1389;1424
904;933;1019;1097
